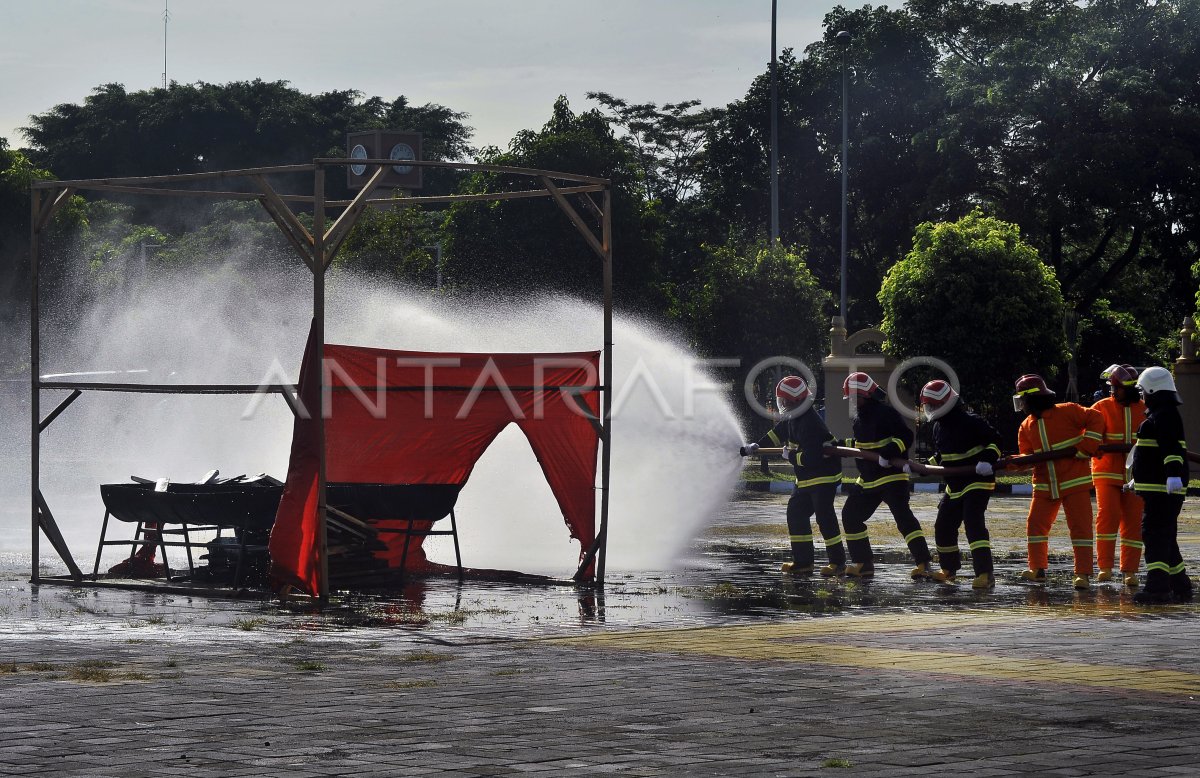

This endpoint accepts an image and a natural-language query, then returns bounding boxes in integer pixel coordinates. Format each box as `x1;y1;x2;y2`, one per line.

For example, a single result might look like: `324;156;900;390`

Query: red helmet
919;379;959;411
1103;363;1138;388
1012;373;1055;411
842;372;879;400
775;375;811;412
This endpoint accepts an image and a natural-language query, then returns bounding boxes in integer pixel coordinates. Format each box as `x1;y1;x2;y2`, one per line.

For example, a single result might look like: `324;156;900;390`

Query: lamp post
769;0;779;247
836;29;851;324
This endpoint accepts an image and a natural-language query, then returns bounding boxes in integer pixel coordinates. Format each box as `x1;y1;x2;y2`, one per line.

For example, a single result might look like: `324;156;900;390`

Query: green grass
66;660;118;682
822;758;852;768
741;468;788;482
680;582;746;600
231;617;268;631
403;651;455;664
291;660;326;672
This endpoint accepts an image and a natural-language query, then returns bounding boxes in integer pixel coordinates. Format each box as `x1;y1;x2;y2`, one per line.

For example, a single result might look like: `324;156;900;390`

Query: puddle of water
3;491;1198;648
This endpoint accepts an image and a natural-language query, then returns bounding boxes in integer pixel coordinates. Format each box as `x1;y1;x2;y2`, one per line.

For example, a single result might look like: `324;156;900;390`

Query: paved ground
2;491;1200;776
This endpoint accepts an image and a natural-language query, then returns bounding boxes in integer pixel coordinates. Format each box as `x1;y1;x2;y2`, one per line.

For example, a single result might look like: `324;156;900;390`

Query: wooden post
313;165;330;603
29;188;42;584
597;188;613;585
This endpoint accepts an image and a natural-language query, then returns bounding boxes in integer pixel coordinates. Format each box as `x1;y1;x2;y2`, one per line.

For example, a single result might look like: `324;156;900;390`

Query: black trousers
1141;492;1191;595
933;489;993;575
840;480;931;565
786;483;846;567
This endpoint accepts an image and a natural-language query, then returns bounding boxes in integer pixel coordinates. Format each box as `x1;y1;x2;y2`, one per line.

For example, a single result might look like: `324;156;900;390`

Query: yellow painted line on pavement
549;609;1052;647
545;612;1200;696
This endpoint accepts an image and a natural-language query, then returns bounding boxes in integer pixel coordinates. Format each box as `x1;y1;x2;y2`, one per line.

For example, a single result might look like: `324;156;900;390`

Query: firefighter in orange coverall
1091;364;1145;587
1013;374;1105;589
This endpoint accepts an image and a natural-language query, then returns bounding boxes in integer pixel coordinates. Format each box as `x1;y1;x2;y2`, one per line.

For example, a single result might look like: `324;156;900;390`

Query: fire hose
746;443;1200;476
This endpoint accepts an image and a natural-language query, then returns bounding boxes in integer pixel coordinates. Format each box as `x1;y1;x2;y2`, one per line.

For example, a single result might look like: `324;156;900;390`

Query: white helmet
1136;366;1181;403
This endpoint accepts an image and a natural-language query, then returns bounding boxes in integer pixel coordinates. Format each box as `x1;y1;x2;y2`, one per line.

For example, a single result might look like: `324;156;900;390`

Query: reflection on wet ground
2;491;1197;645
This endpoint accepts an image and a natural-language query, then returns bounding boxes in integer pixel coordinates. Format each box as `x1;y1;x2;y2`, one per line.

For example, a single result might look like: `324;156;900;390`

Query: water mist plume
11;253;746;576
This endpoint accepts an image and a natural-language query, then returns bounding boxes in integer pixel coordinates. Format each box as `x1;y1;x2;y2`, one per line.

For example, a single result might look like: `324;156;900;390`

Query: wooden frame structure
29;158;614;600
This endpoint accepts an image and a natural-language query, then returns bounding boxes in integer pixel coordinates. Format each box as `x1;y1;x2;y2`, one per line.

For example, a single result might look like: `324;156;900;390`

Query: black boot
1170;573;1193;602
1133;589;1175;605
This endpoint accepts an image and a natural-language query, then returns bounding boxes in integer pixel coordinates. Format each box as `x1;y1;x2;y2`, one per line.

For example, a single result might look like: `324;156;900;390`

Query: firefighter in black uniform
1129;366;1192;604
839;372;934;578
919;379;1001;589
741;376;847;575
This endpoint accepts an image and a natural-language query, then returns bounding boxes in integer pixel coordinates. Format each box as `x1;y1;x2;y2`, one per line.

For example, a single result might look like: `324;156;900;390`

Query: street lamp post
770;0;779;247
836;29;851;324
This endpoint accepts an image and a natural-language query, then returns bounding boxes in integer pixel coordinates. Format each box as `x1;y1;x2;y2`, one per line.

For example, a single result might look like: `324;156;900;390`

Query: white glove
902;463;912;475
878;455;891;468
1167;477;1185;494
740;442;759;456
975;461;994;477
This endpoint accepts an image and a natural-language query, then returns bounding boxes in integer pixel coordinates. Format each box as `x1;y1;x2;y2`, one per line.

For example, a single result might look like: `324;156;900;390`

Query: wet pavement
2;491;1200;776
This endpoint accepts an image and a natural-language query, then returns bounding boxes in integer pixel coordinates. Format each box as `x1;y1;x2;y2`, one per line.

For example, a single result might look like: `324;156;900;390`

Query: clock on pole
345;130;423;189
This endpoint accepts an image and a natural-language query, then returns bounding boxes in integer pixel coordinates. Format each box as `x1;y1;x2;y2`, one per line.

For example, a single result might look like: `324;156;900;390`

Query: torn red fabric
269;326;601;596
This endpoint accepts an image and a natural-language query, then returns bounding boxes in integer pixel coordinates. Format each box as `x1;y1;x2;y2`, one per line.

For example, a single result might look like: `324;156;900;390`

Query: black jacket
1132;401;1189;494
755;410;842;488
850;398;913;489
929;405;1002;498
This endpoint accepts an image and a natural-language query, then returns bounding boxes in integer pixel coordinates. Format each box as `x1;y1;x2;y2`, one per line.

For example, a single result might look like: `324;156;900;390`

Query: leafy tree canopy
22;80;473;196
879;210;1067;416
701;5;945;326
682;239;830;372
916;0;1200;318
443;96;662;308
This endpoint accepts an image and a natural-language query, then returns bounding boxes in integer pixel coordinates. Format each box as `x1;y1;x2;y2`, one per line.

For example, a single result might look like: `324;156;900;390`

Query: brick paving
1;492;1199;776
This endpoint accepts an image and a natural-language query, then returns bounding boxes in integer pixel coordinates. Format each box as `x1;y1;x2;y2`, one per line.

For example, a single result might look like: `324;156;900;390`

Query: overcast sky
2;0;833;153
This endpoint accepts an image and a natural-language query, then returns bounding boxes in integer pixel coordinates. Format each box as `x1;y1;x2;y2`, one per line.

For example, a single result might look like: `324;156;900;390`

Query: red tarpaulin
269;330;601;596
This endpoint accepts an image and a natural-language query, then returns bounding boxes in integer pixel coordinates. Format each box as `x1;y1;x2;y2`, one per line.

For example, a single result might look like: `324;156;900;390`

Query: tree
701;6;947;326
22;81;473;199
916;0;1200;334
332;201;444;286
0;137;89;378
879;211;1067;422
587;92;724;207
681;239;830;409
585;92;726;310
442;96;662;308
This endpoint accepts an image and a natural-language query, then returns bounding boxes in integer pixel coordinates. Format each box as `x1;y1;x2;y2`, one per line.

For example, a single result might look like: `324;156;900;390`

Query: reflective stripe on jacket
757;410;842;488
1131;404;1189;493
850;399;912;490
1018;402;1104;500
929;405;1002;500
1091;396;1145;481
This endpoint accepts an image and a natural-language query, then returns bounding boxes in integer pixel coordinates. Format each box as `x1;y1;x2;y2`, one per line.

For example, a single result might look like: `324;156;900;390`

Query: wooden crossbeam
322;163;389;267
541;176;605;260
38;389;82;432
253;175;317;272
36;187;75;231
36;491;83;581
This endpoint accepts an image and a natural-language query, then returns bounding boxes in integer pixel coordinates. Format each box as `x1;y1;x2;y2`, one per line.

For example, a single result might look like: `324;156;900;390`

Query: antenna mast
162;0;170;88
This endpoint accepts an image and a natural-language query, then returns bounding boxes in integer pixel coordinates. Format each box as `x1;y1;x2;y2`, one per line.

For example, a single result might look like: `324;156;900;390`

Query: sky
2;0;832;154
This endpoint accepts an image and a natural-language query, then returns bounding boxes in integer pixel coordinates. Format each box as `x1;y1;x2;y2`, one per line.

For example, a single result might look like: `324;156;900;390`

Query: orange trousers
1094;481;1143;573
1026;489;1094;575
